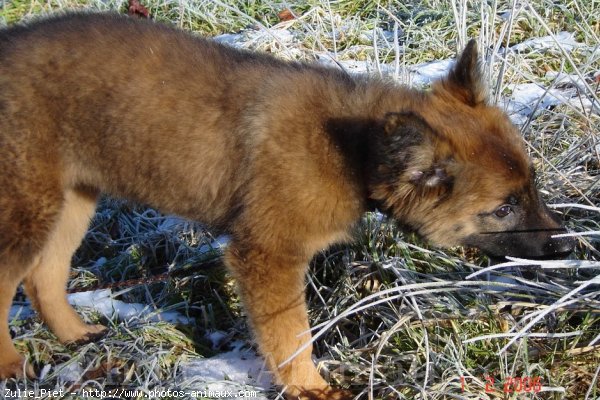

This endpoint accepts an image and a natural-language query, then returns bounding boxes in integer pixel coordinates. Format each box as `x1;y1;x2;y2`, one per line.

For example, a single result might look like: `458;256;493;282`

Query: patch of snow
358;28;398;47
545;71;589;91
568;97;600;115
206;330;229;349
179;348;272;397
315;52;452;82
9;304;33;321
198;235;229;254
214;33;245;47
498;10;512;21
338;59;384;74
250;29;294;43
409;59;454;86
507;83;562;108
543;72;599;115
157;216;188;231
38;364;52;380
501;82;577;124
511;31;580;53
372;211;385;222
68;289;192;324
507;113;529;126
313;53;367;73
54;361;84;382
91;256;107;269
216;29;294;51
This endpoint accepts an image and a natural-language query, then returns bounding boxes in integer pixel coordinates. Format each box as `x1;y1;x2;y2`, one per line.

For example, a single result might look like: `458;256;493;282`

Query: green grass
1;0;599;399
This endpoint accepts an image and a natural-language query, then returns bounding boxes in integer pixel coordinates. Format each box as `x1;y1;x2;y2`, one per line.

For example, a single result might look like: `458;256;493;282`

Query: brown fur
0;13;573;398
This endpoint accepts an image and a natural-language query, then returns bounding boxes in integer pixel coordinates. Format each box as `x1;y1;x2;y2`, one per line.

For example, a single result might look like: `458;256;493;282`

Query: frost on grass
68;289;193;325
215;25;598;129
2;1;599;399
510;31;581;54
179;346;271;397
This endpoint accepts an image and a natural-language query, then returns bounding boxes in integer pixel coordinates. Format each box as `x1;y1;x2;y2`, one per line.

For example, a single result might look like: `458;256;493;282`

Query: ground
1;1;599;399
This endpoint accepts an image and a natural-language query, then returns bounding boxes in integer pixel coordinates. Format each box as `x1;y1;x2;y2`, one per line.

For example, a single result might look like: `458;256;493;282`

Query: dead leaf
128;0;150;19
278;9;295;22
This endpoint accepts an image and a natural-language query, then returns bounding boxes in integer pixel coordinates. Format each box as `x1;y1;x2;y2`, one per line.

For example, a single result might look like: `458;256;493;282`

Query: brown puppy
0;13;573;399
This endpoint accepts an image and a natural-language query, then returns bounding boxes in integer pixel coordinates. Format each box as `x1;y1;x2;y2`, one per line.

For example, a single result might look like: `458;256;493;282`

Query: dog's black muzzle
465;227;576;261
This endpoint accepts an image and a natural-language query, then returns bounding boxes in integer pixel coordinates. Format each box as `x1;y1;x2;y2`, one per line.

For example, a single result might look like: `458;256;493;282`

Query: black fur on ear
382;112;430;140
445;39;488;106
367;112;455;215
373;112;452;189
380;112;433;169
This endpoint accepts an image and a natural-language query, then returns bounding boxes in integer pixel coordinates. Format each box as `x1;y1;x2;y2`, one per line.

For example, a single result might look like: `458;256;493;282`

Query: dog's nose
543;235;576;258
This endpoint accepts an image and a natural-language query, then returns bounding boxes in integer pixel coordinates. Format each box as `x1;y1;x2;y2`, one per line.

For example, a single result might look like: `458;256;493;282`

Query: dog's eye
495;205;512;218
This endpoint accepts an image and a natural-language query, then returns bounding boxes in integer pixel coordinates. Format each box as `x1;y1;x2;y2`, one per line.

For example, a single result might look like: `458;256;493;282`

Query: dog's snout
543;235;576;258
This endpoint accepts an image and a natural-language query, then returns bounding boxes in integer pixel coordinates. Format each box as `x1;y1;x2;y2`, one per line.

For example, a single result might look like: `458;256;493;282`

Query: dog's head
368;40;575;260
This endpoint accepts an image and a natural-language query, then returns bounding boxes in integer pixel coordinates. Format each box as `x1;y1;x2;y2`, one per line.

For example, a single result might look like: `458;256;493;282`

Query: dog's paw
289;387;353;400
0;357;36;380
318;388;353;400
65;324;108;346
85;323;108;337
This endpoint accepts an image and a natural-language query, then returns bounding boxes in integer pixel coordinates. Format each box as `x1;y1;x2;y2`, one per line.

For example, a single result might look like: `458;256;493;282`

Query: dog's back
2;14;250;227
0;14;367;231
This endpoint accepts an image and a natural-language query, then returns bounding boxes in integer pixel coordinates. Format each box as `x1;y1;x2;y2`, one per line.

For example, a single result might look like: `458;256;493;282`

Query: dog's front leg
224;245;351;400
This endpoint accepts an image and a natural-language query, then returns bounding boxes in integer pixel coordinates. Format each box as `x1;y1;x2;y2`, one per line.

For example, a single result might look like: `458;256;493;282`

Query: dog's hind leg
0;182;63;378
23;188;106;344
0;267;36;379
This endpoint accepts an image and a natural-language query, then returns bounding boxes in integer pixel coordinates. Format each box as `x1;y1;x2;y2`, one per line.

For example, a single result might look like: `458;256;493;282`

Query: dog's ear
406;164;453;189
383;112;429;139
327;113;453;216
380;112;454;190
443;39;488;106
380;112;432;173
369;112;454;214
